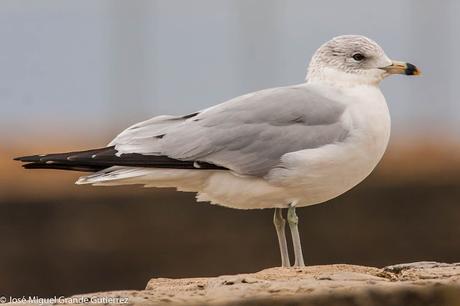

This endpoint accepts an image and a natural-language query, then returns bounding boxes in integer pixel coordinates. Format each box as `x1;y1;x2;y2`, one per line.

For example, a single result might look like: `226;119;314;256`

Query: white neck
306;67;385;88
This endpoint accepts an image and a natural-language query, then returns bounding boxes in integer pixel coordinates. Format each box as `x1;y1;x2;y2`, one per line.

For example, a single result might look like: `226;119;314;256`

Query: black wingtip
14;146;228;172
14;155;43;162
21;162;105;172
22;162;40;169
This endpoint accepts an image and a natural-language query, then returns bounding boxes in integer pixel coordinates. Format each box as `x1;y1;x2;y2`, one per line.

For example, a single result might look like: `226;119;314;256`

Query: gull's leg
273;208;291;267
287;205;305;267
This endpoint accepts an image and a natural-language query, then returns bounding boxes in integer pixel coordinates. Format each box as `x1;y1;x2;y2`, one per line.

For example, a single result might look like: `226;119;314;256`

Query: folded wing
111;84;350;176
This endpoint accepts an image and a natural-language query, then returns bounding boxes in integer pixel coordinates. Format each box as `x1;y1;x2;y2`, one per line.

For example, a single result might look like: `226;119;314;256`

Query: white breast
266;85;391;207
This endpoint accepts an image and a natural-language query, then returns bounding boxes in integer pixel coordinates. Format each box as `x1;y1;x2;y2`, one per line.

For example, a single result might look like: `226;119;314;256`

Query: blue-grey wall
0;0;458;143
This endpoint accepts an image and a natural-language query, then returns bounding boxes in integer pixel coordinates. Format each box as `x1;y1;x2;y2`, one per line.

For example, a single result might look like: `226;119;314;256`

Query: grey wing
111;84;350;176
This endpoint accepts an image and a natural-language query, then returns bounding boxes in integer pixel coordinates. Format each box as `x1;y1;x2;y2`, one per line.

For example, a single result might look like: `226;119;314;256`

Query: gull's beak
381;60;421;76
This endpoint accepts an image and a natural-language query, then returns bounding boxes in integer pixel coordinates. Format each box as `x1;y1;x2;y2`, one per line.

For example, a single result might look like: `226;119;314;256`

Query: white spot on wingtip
193;162;201;168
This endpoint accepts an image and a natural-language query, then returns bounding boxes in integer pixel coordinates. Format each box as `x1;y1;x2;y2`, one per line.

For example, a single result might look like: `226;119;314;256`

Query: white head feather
306;35;392;87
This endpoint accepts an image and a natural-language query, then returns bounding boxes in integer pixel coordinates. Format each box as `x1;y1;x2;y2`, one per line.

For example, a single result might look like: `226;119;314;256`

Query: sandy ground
58;262;460;306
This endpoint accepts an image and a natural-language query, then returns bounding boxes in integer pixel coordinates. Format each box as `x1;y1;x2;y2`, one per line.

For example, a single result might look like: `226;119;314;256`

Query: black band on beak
405;63;418;75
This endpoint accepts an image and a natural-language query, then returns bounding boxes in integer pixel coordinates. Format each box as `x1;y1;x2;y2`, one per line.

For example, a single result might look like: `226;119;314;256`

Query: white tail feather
76;166;213;192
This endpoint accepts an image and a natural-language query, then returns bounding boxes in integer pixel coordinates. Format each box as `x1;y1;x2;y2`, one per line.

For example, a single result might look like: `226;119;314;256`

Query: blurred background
1;0;460;297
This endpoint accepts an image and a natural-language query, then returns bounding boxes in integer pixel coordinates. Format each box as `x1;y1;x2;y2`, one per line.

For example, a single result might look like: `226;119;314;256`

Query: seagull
15;35;420;267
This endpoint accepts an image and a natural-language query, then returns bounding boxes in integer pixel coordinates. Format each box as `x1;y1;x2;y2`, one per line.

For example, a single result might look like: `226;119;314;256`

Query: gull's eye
352;53;365;61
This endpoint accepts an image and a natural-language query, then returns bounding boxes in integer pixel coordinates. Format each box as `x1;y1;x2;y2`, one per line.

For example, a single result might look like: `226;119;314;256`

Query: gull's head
306;35;420;87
